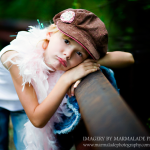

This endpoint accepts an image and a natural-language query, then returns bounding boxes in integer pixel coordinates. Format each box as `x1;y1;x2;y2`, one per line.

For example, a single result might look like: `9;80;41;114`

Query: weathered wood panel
74;70;149;150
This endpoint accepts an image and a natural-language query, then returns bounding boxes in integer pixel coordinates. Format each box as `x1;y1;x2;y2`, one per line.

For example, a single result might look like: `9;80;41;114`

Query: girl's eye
76;51;82;57
64;39;70;45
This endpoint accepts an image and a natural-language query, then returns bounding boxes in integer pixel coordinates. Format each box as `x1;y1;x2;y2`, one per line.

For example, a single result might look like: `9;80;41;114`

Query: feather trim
5;26;81;150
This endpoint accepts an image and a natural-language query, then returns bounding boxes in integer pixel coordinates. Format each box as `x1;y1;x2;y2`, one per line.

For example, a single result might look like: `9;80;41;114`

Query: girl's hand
64;59;100;87
67;79;81;97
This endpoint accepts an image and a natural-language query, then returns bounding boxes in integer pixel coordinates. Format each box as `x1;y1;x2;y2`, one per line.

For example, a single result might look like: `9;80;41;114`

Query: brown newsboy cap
53;8;108;60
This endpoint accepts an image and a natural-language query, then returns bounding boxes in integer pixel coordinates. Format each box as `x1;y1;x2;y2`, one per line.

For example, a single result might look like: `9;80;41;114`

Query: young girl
0;8;134;150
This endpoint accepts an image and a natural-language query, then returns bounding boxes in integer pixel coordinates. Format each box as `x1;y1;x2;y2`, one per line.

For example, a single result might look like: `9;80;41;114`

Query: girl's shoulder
1;50;18;69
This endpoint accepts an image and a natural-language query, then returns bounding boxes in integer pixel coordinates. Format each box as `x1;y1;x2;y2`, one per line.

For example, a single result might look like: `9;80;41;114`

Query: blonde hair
42;24;59;49
47;24;59;33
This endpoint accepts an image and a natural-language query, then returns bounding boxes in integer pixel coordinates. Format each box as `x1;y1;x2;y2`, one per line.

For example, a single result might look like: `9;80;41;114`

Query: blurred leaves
0;0;150;52
0;0;72;20
143;4;150;10
72;0;80;9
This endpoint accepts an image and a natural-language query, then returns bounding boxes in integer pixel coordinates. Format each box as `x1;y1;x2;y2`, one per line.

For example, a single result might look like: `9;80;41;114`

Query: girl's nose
63;48;74;60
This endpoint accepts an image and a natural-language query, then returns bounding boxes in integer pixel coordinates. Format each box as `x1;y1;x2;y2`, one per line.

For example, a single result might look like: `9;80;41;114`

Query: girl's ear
42;39;49;50
46;32;52;40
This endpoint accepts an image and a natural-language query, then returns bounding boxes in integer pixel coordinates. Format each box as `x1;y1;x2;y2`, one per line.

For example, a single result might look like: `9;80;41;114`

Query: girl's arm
97;51;134;68
1;51;99;128
9;63;70;128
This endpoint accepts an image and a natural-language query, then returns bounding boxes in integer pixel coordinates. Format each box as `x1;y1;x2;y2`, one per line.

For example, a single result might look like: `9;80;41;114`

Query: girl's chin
47;63;62;71
46;63;56;71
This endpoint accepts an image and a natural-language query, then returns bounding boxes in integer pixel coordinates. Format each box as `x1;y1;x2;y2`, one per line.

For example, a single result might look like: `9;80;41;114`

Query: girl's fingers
74;80;81;88
69;80;81;97
83;65;100;76
70;84;75;97
84;64;100;71
84;63;100;68
67;88;71;97
85;67;99;75
82;60;100;68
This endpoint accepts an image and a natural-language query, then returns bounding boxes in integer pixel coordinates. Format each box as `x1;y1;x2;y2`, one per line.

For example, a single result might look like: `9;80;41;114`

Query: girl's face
43;31;89;71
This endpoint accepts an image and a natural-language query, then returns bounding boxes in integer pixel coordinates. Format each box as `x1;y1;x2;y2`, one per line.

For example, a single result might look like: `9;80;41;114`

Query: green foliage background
0;0;150;52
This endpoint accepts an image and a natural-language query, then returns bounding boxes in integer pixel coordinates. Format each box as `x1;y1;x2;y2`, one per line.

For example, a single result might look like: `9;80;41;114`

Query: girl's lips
57;56;67;67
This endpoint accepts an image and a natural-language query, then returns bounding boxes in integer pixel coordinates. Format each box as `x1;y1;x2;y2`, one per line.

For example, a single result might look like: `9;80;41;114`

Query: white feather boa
6;26;73;150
